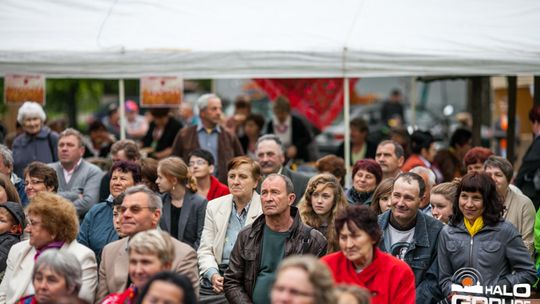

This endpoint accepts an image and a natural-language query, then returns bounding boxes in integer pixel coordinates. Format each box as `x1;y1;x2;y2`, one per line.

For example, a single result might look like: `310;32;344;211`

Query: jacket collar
379;210;431;248
450;220;502;234
18;126;51;144
249;206;302;238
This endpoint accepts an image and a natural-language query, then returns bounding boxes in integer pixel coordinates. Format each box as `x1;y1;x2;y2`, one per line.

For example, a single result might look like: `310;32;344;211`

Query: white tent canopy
1;0;540;79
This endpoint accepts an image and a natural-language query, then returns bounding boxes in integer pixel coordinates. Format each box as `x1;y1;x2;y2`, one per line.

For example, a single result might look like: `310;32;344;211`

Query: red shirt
207;175;229;201
321;248;416;304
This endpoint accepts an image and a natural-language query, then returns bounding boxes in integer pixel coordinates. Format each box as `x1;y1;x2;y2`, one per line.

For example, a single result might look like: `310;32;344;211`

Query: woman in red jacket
321;205;415;304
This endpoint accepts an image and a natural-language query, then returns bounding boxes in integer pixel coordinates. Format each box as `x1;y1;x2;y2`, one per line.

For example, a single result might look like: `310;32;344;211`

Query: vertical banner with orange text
4;74;46;105
140;76;183;108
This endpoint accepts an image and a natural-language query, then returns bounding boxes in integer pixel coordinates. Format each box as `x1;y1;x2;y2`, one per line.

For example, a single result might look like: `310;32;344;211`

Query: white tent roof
1;0;540;79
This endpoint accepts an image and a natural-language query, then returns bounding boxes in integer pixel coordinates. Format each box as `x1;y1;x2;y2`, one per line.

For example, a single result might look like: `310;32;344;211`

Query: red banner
252;78;358;130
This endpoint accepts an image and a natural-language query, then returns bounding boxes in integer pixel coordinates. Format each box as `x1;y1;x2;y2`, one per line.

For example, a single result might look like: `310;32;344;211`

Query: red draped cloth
253;78;358;130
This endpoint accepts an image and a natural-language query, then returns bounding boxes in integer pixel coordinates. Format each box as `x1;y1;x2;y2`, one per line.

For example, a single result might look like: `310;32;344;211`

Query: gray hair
409;166;436;188
129;230;175;266
33;250;82;296
0;145;13;168
59;128;85;147
484;155;513;182
255;134;286;155
17;101;46;124
196;93;220;112
263;173;294;195
124;184;163;210
377;139;405;159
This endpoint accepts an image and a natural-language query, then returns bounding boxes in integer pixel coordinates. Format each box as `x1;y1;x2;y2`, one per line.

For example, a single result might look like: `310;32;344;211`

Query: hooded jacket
0;202;25;280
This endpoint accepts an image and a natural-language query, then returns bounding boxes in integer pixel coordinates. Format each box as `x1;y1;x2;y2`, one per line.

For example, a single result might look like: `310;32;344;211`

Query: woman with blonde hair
0;192;97;304
156;157;207;249
299;173;347;253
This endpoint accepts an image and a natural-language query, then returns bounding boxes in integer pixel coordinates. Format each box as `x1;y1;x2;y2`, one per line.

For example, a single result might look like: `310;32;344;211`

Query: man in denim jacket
378;172;443;303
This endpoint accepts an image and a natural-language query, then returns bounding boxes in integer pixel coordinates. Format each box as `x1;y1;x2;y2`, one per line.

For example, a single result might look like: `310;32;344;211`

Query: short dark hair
377;140;405;159
395;172;426;198
529;105;540;123
136;272;196;304
188;149;215;166
88;120;107;133
150;108;170;118
350;117;368;133
450;128;472;148
24;161;59;192
245;113;265;131
110;161;142;184
335;205;382;244
410;130;434;154
449;172;503;226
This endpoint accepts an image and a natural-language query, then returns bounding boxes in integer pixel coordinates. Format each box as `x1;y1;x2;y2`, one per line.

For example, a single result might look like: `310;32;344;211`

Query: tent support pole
535;76;540;106
507;76;517;165
344;77;351;188
119;79;126;140
410;77;417;127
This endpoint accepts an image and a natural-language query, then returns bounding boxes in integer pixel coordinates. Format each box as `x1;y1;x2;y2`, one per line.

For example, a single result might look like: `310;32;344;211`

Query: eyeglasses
24;179;45;187
271;285;314;298
188;160;208;166
26;219;42;227
118;205;155;214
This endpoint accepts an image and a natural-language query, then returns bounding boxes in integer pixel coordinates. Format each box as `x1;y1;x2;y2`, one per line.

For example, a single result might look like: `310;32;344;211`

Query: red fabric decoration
253;78;359;130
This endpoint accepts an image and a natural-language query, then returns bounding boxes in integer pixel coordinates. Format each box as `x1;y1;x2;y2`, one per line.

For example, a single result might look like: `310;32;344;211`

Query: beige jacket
504;187;536;257
96;235;199;303
0;240;97;304
197;193;262;277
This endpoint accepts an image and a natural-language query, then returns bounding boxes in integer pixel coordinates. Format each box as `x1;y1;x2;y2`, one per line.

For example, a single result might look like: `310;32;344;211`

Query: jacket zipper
469;236;474;266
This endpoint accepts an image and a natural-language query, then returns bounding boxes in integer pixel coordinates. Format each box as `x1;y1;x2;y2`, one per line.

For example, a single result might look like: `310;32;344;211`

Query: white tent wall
1;0;540;78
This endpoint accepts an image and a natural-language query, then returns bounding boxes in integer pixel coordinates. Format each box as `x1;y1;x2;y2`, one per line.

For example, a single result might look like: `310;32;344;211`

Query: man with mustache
378;172;443;303
255;134;310;205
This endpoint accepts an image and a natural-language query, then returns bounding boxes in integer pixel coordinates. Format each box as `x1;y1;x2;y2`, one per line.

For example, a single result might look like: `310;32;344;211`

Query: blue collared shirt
205;199;251;280
197;123;220;175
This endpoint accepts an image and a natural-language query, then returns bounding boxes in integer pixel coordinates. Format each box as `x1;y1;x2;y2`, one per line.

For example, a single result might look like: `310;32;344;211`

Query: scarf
347;187;373;205
34;241;64;261
464;217;484;237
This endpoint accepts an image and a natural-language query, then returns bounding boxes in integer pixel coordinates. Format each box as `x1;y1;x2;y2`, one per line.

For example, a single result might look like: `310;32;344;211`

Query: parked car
316;101;448;156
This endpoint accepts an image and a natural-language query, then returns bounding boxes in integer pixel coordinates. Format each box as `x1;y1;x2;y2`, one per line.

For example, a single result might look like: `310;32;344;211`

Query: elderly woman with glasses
16;250;82;304
23;161;58;200
12;102;59;178
321;205;415;304
0;191;97;304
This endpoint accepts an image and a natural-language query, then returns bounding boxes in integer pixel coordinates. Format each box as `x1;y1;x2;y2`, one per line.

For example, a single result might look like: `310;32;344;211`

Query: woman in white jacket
197;156;263;303
0;191;97;304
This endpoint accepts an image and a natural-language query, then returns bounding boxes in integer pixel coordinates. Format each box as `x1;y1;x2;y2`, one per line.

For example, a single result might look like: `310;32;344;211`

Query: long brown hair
298;173;347;253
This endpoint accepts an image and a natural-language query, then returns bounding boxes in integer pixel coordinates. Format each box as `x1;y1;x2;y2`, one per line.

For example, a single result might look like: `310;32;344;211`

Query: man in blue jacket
378;172;443;303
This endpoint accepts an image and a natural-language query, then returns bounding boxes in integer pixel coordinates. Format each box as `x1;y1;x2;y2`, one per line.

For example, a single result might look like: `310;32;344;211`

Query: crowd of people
0;94;538;304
